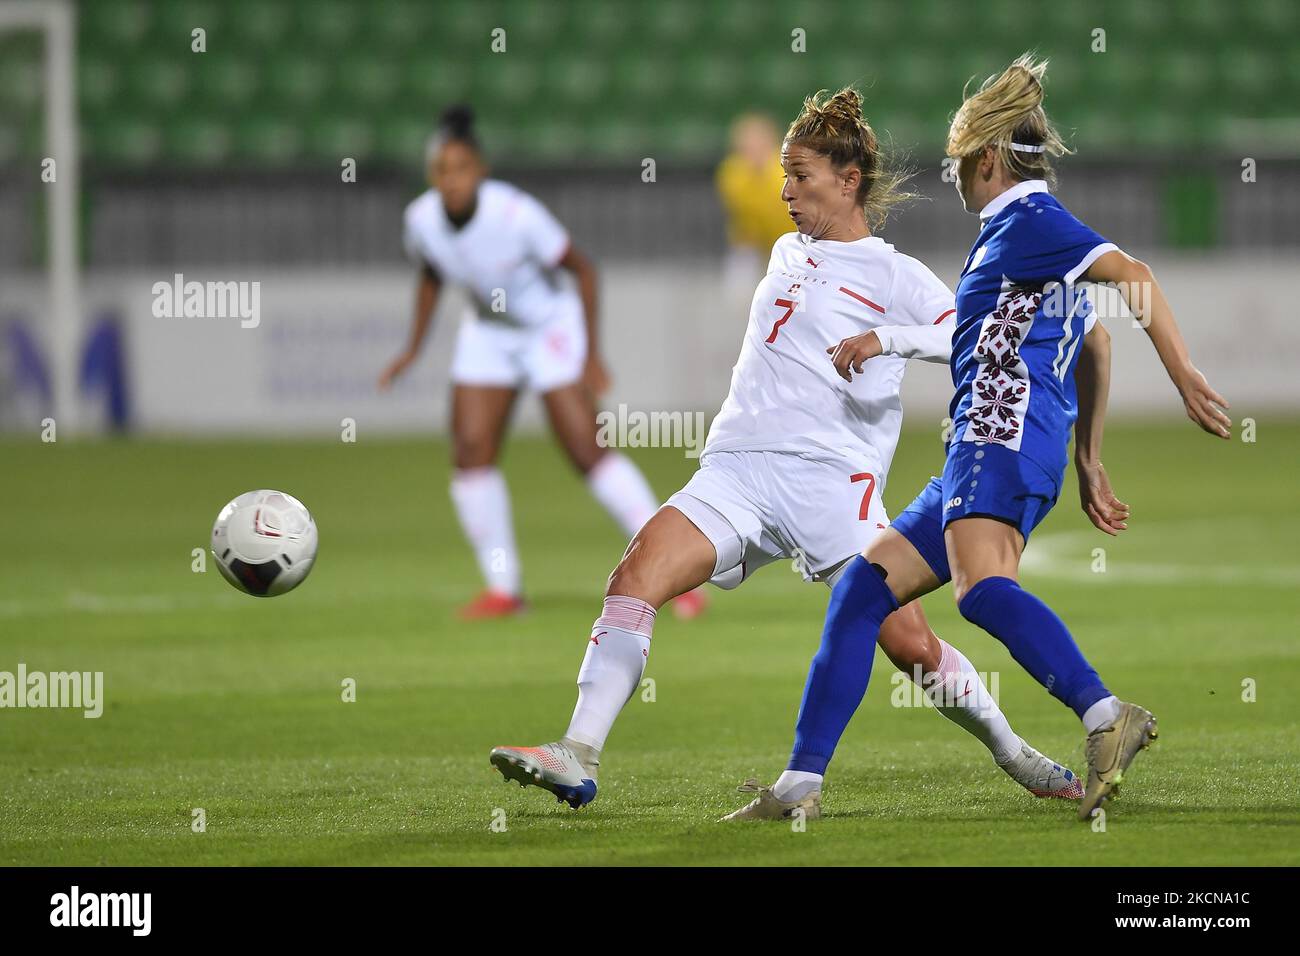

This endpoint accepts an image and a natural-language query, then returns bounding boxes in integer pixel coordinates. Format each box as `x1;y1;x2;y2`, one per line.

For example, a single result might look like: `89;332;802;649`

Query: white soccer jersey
402;179;576;327
703;231;956;488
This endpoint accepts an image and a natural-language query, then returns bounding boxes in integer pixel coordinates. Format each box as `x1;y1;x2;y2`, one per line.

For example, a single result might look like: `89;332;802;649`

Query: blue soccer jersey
949;180;1116;477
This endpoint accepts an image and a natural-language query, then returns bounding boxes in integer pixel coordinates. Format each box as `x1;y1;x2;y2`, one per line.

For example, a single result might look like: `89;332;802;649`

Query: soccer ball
211;490;318;597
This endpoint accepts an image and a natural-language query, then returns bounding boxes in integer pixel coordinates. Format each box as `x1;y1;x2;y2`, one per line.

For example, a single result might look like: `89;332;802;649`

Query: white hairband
1010;142;1045;153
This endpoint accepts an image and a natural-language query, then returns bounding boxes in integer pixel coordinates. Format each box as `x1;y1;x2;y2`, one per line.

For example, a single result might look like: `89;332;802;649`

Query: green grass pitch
1;420;1297;866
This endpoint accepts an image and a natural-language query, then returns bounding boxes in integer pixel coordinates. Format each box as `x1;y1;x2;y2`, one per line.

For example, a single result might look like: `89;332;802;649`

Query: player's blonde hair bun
947;53;1071;186
785;86;915;229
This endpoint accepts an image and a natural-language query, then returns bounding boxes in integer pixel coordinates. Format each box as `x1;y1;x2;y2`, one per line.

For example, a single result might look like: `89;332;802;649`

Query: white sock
564;596;655;752
772;770;823;802
449;467;520;596
586;452;659;538
926;639;1022;766
1082;695;1122;734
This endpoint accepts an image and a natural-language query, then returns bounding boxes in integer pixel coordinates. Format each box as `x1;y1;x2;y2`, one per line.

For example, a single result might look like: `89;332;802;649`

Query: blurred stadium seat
32;0;1298;168
0;0;1297;270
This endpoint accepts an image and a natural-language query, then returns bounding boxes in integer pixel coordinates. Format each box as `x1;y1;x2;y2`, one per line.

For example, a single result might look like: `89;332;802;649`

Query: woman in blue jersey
730;55;1231;822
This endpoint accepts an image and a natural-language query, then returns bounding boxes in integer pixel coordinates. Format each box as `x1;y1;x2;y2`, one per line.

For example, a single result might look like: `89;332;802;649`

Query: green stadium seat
80;0;154;50
1217;48;1273;107
642;0;706;48
474;55;544;114
1179;0;1232;38
1152;50;1212;106
232;115;305;166
683;55;745;112
291;0;367;50
609;57;674;112
123;59;191;114
544;56;612;109
441;3;497;49
68;0;1275;167
524;116;585;163
659;112;726;161
1072;108;1131;154
222;0;295;49
77;56;122;122
303;114;376;163
561;0;633;48
368;1;430;51
1109;0;1166;38
164;116;232;165
374;115;432;169
95;117;164;166
264;54;330;108
750;53;815;110
699;0;765;44
149;0;224;51
331;55;402;111
187;55;261;114
402;53;471;108
580;116;651;161
1138;112;1202;152
503;0;565;47
1244;0;1297;34
0;50;42;113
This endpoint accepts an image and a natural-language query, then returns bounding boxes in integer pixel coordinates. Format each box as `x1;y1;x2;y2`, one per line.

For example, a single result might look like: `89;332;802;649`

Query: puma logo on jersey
806;256;821;269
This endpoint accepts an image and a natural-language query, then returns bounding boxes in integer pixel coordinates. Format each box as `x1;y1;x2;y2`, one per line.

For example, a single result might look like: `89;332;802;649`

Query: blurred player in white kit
381;105;707;620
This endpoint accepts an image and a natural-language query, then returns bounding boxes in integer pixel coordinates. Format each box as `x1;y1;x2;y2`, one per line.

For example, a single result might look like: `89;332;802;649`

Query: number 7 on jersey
766;298;796;344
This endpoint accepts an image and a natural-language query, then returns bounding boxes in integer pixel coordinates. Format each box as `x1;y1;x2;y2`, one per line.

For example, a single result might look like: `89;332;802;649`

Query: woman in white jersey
491;89;1081;811
380;106;707;620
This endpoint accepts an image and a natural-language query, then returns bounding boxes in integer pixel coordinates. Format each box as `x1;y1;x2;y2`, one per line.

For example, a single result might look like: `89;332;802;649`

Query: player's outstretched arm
1085;249;1231;438
379;266;441;389
1073;321;1129;535
825;318;954;381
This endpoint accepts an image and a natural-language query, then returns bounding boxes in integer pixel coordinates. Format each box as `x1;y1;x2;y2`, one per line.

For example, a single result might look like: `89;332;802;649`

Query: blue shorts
891;442;1063;583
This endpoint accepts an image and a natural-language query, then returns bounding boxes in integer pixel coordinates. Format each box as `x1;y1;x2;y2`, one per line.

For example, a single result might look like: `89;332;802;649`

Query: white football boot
998;739;1084;800
719;778;822;822
489;741;598;809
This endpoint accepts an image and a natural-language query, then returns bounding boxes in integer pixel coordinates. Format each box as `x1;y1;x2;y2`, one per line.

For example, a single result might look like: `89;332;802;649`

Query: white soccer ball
211;490;318;597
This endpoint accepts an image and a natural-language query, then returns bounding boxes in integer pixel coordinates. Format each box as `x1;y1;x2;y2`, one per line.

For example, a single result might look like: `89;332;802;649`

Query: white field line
1020;529;1300;586
0;523;1292;619
0;583;471;619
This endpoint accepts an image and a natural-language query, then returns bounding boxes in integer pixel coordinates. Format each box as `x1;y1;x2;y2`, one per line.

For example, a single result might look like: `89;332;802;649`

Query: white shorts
450;304;586;393
665;449;891;589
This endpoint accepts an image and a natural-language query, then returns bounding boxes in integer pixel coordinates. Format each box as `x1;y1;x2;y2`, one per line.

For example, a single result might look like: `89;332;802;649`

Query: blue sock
957;576;1110;718
788;556;899;774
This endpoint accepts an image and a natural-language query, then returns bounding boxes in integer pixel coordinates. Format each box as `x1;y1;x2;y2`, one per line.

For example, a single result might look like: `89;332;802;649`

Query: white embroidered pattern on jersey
961;282;1040;449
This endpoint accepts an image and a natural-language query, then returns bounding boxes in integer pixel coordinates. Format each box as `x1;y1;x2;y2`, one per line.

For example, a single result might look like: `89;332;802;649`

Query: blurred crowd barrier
2;253;1296;436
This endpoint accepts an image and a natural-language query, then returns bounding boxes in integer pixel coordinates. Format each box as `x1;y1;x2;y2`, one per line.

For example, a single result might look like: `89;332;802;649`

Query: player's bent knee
878;602;940;672
604;559;663;607
453;436;499;470
862;532;932;605
951;570;995;607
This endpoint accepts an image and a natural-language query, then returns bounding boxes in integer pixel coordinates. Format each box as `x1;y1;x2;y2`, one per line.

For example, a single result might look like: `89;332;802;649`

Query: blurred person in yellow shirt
716;113;793;294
